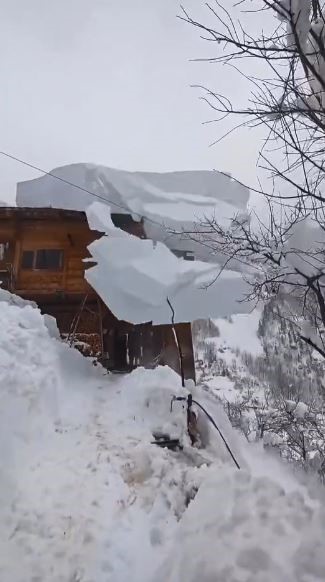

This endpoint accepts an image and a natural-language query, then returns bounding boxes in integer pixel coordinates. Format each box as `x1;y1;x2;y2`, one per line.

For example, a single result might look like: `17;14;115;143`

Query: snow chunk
85;202;252;325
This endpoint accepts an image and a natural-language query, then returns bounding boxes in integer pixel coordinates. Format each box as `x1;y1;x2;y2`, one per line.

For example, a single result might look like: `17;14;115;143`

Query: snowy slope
16;163;249;261
1;294;325;582
213;310;263;357
194;310;264;404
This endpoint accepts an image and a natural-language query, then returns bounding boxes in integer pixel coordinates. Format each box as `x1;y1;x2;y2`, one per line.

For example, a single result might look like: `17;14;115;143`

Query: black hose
192;399;241;470
170;395;240;470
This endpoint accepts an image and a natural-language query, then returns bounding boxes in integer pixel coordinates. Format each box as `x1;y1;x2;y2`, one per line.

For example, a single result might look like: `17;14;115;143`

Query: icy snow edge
85;202;252;325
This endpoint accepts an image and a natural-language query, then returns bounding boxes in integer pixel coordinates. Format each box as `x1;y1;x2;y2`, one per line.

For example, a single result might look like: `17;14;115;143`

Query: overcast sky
1;0;268;204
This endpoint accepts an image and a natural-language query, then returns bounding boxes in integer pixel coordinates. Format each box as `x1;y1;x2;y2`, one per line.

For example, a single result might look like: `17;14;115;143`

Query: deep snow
1;295;325;582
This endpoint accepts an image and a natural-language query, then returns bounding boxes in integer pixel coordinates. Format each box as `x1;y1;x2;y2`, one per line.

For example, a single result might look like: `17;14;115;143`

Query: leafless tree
181;1;325;357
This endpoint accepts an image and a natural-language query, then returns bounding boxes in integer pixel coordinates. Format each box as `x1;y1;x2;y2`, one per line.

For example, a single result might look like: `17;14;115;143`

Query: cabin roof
0;206;89;223
0;207;142;233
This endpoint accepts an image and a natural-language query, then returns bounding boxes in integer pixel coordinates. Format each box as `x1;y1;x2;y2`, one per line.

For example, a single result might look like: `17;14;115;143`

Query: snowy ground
1;297;325;582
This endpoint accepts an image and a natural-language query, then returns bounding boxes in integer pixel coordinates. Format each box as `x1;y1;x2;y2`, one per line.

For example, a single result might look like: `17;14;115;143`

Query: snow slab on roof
85;202;251;325
16;163;249;263
16;163;249;211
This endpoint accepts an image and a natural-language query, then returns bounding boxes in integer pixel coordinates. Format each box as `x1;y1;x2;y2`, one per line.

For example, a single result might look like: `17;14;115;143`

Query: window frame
21;249;64;271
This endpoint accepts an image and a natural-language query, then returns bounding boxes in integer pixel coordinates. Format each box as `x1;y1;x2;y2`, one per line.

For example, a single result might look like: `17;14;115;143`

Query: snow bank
16;163;249;262
154;465;325;582
0;294;236;582
0;287;36;308
0;296;110;582
0;287;60;337
85;202;251;325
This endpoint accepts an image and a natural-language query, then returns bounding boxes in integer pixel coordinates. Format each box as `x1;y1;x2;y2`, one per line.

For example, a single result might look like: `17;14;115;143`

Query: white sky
1;0;269;204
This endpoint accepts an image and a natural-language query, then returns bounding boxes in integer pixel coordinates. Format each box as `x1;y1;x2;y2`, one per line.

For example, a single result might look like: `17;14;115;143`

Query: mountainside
257;298;325;403
195;299;325;405
194;300;325;479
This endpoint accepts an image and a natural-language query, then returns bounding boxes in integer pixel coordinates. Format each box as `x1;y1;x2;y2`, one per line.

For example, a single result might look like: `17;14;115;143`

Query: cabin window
21;249;64;270
35;249;63;269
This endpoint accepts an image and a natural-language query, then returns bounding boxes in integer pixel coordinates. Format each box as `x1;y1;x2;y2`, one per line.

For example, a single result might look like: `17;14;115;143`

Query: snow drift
0;292;240;581
155;466;325;582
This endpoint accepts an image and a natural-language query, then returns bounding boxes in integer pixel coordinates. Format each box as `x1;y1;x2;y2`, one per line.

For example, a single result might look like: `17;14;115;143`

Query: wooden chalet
0;206;195;381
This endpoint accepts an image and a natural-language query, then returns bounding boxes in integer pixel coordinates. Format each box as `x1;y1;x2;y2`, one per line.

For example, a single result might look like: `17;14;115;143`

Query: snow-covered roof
16;163;249;262
17;163;249;211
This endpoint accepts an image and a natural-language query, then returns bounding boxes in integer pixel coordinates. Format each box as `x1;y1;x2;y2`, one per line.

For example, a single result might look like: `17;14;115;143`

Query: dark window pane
35;249;63;270
21;250;34;269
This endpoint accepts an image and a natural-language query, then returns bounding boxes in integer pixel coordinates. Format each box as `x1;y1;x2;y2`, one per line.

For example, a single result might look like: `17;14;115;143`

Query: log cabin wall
0;208;102;298
0;207;196;382
15;212;99;298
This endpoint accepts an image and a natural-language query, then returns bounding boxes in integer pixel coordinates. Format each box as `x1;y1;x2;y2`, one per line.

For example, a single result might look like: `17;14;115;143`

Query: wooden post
167;297;185;387
68;294;88;345
97;298;104;356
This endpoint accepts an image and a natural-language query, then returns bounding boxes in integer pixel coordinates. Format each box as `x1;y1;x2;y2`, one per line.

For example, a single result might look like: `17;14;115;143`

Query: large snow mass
85;202;251;324
16;164;252;324
1;291;325;582
16;163;249;262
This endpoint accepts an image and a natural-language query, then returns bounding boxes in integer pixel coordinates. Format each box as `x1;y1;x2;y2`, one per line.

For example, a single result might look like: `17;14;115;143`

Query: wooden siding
14;220;98;295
